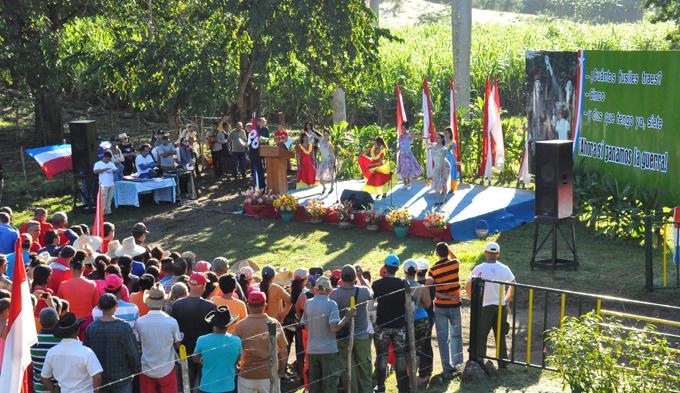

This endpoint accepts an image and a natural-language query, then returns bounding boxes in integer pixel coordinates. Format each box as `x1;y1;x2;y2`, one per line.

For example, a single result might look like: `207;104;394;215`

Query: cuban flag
479;77;505;183
396;83;407;135
25;144;72;179
673;207;680;265
572;50;586;157
422;76;436;178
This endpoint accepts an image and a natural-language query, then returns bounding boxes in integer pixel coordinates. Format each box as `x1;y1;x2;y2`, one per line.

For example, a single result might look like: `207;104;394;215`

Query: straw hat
143;284;168;309
115;236;146;258
72;235;103;254
274;267;293;287
106;240;121;259
230;259;259;274
36;251;55;265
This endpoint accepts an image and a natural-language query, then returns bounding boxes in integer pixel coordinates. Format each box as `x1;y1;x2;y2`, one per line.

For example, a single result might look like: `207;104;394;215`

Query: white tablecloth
114;177;176;207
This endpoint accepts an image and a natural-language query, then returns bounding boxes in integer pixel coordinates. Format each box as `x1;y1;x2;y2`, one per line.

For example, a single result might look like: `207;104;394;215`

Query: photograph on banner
525;51;578;173
575;50;678;204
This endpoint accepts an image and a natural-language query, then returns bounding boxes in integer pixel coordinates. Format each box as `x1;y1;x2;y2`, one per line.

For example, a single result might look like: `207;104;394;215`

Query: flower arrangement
423;209;447;230
364;210;381;226
273;194;298;212
385;207;412;227
244;188;274;206
333;201;355;223
304;199;327;219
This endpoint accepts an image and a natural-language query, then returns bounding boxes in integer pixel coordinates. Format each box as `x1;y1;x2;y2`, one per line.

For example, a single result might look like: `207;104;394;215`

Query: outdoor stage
246;179;535;242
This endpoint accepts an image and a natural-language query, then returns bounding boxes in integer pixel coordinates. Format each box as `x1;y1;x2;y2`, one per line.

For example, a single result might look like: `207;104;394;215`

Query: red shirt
20;219;53;245
274;129;288;146
57;277;99;319
101;239;110;254
30;241;42;253
47;259;72;293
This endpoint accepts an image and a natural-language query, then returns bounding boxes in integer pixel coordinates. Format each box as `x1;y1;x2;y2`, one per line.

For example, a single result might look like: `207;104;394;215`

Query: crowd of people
0;205;516;393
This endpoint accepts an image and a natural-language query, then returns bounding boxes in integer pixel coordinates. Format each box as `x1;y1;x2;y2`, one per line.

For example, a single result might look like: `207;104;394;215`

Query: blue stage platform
290;179;535;242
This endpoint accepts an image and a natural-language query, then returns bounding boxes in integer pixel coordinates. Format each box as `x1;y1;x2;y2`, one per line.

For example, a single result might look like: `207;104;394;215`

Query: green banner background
578;50;678;204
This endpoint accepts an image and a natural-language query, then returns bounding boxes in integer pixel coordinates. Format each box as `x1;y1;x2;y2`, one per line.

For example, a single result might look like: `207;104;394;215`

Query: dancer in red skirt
358;137;393;199
296;134;319;189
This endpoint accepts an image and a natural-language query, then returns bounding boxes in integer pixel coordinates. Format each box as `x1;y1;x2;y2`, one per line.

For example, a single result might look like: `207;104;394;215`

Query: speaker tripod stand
530;216;579;270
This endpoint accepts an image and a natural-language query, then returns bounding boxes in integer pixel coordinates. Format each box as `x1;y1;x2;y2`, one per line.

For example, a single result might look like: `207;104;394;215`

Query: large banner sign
575;50;678;204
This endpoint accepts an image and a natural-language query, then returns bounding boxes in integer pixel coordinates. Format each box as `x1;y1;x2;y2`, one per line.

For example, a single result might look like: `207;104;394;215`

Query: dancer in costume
396;121;423;190
296;133;318;189
428;133;451;207
358;136;392;199
316;128;336;194
443;127;459;193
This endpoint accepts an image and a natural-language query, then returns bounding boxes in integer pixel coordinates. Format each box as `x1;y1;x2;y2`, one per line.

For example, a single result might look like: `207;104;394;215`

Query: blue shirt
6;250;30;280
302;294;341;354
132;260;145;277
194;333;241;393
0;224;18;255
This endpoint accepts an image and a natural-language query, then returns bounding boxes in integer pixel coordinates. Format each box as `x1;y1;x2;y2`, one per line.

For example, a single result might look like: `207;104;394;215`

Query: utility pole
452;0;472;113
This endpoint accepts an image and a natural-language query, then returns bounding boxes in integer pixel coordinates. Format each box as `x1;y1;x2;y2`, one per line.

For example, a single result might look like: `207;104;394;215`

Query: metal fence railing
645;216;680;290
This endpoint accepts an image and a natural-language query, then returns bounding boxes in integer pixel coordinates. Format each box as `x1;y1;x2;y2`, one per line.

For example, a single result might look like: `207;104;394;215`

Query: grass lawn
9;181;680;393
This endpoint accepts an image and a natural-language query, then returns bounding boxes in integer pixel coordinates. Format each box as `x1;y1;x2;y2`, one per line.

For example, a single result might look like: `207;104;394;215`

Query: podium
260;145;294;195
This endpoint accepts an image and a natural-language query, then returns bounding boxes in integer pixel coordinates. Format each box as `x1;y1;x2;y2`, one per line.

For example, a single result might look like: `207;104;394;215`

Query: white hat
118;133;128;139
72;235;103;254
403;259;419;273
115;236;146;258
230;259;259;274
416;260;430;272
484;241;500;253
105;240;121;259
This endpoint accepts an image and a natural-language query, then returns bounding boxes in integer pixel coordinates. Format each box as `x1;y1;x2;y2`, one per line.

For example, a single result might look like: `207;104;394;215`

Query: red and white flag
0;239;38;393
517;134;531;184
422;77;436;178
673;207;680;265
450;80;461;175
479;77;505;182
396;84;407;135
92;185;104;238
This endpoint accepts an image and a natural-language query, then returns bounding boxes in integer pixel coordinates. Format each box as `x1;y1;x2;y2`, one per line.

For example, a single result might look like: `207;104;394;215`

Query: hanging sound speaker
69;120;98;176
340;189;374;210
534;140;573;219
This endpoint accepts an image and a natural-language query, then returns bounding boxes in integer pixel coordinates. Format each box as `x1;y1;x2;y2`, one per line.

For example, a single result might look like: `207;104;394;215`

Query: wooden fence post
268;321;280;393
179;344;191;393
404;281;417;392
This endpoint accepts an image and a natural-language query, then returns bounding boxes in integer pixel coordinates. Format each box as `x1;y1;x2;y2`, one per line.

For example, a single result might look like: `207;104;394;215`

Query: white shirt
134;310;182;378
470;261;515;307
135;154;156;175
41;338;103;393
93;160;117;187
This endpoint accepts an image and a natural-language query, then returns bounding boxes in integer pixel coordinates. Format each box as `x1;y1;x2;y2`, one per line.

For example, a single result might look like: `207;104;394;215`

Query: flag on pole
422;77;436;178
0;238;38;393
673;207;680;265
479;77;505;182
24;144;72;179
92;185;104;239
449;80;462;179
572;50;586;157
247;112;261;189
518;134;531;184
396;84;407;135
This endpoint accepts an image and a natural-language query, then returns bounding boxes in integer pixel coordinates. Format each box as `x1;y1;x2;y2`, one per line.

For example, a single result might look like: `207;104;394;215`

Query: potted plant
423;209;449;240
364;210;381;231
333;201;355;229
385;207;412;238
243;188;273;213
305;199;327;224
273;194;298;222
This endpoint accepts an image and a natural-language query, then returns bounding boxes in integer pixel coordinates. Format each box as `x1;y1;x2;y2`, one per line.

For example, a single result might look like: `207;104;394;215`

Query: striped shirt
31;331;61;392
430;258;461;308
92;300;140;328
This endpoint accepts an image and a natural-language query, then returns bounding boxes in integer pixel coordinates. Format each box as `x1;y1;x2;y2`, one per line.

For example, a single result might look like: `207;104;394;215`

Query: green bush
548;312;679;392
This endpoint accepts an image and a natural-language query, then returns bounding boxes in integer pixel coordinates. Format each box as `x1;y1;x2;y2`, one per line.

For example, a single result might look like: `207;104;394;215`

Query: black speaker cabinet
534;140;573;219
69;120;98;176
340;189;374;210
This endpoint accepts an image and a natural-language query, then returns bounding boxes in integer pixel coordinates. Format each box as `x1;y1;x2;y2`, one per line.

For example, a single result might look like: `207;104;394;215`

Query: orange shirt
57;277;100;319
129;290;151;317
263;283;291;324
209;296;248;333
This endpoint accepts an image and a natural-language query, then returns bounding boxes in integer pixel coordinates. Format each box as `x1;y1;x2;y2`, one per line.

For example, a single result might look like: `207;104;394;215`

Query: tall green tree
0;0;104;143
646;0;680;47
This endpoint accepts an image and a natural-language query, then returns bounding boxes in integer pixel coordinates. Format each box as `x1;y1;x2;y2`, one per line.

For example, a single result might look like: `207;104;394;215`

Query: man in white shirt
465;241;515;366
134;284;182;393
41;312;103;393
155;133;177;172
135;144;157;178
93;151;118;214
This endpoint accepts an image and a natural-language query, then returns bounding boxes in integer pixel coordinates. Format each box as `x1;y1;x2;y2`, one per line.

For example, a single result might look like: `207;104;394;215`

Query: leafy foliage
645;0;680;48
548;312;679;393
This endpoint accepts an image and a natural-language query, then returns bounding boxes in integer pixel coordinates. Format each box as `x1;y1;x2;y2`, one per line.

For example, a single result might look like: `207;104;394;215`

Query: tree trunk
452;0;472;114
34;91;63;144
167;104;179;133
370;0;380;26
331;87;347;124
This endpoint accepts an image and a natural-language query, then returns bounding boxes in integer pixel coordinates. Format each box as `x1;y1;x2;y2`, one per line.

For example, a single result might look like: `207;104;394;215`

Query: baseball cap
211;257;229;272
384;254;400;267
262;265;276;279
484;242;500;253
331;269;342;280
403;259;418;274
293;268;308;281
315;276;332;291
189;272;207;286
248;291;267;305
340;264;356;282
193;260;211;273
416;260;430;272
104;274;123;292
